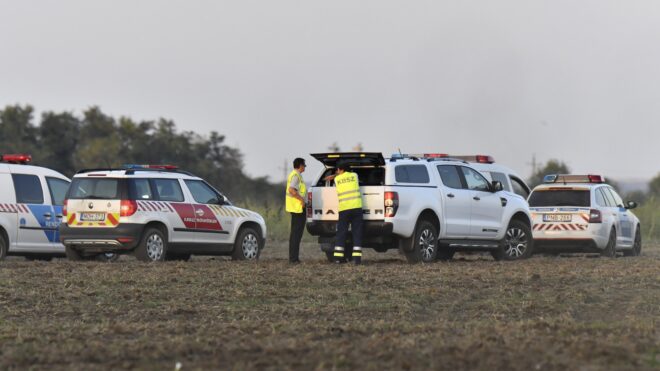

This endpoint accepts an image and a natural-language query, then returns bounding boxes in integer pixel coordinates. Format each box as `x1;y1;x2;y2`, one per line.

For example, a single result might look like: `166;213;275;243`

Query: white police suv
0;154;70;260
529;174;642;257
59;165;267;261
306;152;534;263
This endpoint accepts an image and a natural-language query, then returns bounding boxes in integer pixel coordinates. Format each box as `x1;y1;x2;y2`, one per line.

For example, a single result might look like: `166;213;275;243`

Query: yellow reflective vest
335;171;363;212
285;170;306;213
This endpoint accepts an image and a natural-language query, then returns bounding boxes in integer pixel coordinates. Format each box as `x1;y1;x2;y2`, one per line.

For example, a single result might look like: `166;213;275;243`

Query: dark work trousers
334;208;364;264
289;212;306;262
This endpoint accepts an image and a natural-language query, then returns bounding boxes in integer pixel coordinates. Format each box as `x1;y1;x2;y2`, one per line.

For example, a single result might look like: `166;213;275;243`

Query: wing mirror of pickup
491;181;504;192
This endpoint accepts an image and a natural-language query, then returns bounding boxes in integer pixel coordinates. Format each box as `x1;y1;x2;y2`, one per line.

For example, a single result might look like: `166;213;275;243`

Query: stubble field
0;242;658;370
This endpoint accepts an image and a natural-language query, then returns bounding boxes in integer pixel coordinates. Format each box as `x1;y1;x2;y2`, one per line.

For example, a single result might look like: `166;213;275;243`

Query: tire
96;253;119;262
436;242;456;261
135;227;168;262
600;228;616;258
403;220;438;264
232;227;262;261
623;227;642;257
492;219;534;261
65;245;89;261
0;233;7;261
325;251;335;263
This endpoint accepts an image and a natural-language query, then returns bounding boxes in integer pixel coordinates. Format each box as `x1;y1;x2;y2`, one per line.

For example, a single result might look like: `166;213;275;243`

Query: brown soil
0;243;658;370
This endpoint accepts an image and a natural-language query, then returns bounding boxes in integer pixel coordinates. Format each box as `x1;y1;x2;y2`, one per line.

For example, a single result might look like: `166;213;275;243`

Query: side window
595;188;608;207
601;187;617;207
510;176;530;198
185;180;221;204
129;179;154;200
436;165;463;189
395;165;430;184
460;167;490;192
153;179;184;202
12;174;44;204
46;177;70;206
490;172;511;192
606;187;624;208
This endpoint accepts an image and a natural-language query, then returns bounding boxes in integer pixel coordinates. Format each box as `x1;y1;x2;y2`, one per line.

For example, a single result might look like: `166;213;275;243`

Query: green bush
635;196;659;243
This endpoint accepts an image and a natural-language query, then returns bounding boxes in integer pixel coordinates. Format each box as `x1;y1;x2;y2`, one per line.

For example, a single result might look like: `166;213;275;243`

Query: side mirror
625;201;637;210
491;180;503;192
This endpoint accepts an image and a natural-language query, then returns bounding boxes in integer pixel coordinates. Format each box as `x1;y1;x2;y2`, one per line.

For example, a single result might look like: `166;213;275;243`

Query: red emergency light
475;155;495;164
124;164;178;170
587;175;604;183
1;154;32;164
423;153;449;158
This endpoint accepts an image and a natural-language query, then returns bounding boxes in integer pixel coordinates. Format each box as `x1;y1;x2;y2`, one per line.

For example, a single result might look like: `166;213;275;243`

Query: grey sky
1;0;659;183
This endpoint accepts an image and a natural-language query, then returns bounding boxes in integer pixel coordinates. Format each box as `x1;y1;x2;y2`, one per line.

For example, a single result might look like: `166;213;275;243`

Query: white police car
529;174;642;257
0;154;70;260
59;164;267;261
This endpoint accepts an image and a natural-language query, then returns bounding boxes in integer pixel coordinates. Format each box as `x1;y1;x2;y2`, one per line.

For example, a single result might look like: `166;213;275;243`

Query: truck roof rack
76;167;195;176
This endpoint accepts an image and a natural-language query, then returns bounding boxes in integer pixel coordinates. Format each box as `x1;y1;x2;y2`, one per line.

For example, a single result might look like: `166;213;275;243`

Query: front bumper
60;223;144;252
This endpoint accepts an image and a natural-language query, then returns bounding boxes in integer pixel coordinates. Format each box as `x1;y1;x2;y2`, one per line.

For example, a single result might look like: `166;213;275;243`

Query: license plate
543;214;572;222
80;212;106;222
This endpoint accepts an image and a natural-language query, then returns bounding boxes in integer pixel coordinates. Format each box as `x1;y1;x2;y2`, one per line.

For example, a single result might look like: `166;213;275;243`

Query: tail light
306;192;313;218
62;200;68;217
120;200;138;217
588;209;602;223
384;192;399;217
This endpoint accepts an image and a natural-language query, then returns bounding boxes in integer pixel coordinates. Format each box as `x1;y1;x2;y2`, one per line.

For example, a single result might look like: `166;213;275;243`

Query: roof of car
0;163;70;180
72;169;200;180
532;183;605;191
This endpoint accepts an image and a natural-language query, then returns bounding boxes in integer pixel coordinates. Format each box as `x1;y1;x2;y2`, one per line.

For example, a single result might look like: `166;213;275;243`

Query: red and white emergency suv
529;174;642;257
0;154;70;260
59;165;267;261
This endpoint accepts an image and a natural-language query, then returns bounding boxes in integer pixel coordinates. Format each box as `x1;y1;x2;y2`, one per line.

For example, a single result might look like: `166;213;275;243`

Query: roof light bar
1;154;32;164
123;164;179;170
543;174;605;184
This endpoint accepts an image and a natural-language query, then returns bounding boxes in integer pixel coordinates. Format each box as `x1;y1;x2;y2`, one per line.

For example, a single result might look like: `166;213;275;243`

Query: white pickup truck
305;152;534;263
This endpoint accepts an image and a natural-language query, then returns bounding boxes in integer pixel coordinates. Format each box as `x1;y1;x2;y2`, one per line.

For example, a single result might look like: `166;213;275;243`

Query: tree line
0;105;282;205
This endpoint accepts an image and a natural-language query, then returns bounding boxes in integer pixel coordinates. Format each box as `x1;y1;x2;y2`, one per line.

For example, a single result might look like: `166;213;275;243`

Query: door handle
473;196;480;201
56;214;64;219
43;213;52;218
447;193;455;198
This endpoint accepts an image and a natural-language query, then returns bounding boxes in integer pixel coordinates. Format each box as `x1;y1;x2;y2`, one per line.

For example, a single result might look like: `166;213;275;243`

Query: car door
459;166;505;239
0;172;18;250
13;173;52;251
599;187;623;246
45;177;70;249
436;165;471;238
605;187;633;246
149;178;197;244
183;179;232;245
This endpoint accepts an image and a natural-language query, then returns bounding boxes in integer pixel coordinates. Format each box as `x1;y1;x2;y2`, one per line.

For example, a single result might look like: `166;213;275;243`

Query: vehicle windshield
528;190;591;207
68;178;121;200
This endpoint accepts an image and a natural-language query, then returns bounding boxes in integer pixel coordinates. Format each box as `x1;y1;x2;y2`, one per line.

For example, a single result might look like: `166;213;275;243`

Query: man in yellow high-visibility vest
286;158;307;263
324;161;364;265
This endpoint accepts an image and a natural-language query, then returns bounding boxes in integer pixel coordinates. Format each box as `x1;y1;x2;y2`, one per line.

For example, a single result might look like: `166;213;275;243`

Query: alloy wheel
242;233;259;260
504;227;528;258
146;233;164;261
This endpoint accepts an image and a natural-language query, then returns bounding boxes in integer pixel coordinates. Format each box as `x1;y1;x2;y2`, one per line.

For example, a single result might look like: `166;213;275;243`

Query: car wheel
232;227;262;261
623;227;642;257
135;227;167;262
404;220;438;264
436;242;455;261
492;220;533;261
96;253;119;262
600;228;616;258
65;245;93;261
0;233;7;261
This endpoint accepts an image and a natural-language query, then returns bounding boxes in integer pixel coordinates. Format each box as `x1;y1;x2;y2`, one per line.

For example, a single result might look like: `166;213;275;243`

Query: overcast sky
1;0;659;183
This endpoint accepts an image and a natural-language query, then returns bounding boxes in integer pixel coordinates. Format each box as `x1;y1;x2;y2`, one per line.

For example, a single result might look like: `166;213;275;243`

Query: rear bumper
60;223;144;252
306;220;393;237
533;238;600;253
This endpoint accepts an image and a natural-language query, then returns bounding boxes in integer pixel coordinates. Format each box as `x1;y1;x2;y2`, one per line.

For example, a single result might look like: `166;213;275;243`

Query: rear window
395;165;430;184
528;190;591;207
68;178;121;200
